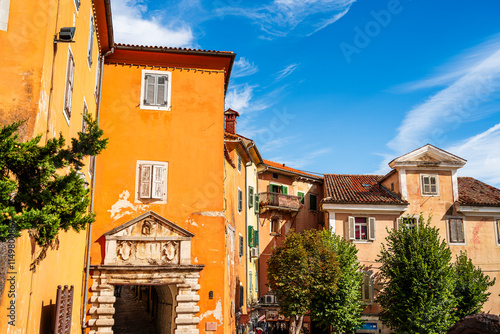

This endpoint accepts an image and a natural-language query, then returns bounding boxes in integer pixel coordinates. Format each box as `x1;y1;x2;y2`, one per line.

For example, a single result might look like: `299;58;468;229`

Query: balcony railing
259;192;302;211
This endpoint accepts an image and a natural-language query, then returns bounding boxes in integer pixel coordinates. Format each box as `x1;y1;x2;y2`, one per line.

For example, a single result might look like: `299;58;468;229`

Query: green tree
453;250;495;319
0;117;107;251
377;214;458;333
267;229;341;334
310;231;364;333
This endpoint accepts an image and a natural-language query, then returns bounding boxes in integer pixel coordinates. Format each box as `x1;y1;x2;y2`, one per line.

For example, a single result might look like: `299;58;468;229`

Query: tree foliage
453;250;495;319
267;229;341;334
0;117;108;247
310;232;364;333
377;215;458;333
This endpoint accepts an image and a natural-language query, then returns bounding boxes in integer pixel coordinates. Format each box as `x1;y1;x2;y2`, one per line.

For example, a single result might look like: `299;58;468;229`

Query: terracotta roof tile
114;43;234;55
323;174;406;204
263;159;322;179
458;177;500;206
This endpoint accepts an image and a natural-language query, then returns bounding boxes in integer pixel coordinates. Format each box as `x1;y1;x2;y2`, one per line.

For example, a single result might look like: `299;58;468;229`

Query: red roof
458;177;500;206
263;159;322;179
323;174;406;204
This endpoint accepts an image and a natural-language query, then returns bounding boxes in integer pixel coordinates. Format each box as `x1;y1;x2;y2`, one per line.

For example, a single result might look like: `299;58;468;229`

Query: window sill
449;242;467;246
139;105;171;111
352;240;374;244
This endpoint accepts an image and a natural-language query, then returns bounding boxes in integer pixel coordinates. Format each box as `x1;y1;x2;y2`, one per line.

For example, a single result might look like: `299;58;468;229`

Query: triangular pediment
389;144;466;169
103;211;194;238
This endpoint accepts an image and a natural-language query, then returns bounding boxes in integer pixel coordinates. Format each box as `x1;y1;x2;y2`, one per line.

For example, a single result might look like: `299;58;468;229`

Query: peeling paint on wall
193;211;225;217
185;218;198;227
108;190;149;220
472;220;486;246
199;299;223;323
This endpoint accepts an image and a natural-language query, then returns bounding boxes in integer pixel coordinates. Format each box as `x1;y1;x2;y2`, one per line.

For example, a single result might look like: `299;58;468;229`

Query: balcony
259;192;302;212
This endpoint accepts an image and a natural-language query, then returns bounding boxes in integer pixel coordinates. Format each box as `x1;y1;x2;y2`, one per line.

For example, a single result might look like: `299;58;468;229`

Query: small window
421;174;439;195
496;219;500;245
239;234;243;257
94;58;101;101
238;189;242;212
309;194;317;211
248;186;254;208
63;49;75;122
448;218;465;244
272;173;279;179
248;226;254;247
254;194;259;214
349;217;376;241
249;271;253;292
297;191;305;204
140;70;172;110
271;219;280;234
255;272;259;292
360;272;373;303
396;217;417;230
136;161;168;202
87;15;94;67
81;101;88;133
238;155;242;172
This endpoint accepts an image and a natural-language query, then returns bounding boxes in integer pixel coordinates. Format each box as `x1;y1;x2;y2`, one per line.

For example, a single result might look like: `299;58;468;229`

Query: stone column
88;271;116;334
175;273;201;334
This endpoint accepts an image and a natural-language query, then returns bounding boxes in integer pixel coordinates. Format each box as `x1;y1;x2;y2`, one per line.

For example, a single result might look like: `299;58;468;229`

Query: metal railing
259;192;302;211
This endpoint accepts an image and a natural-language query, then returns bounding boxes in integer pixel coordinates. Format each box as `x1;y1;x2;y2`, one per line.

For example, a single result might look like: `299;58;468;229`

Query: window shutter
456;219;464;243
254;194;259;213
298;192;305;204
396;218;401;230
248;226;253;247
282;186;288;195
249;271;253;292
497;220;500;243
87;16;94;66
449;219;464;243
253;228;259;247
157;76;167;106
348;216;355;240
238;190;242;212
151;165;164;199
248;186;254;208
368;217;376;240
139;164;152;198
144;75;156;105
64;54;75;118
239;235;243;257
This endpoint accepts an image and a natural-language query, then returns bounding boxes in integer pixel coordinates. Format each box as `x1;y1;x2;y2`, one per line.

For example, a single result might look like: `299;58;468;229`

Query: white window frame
360;271;374;304
249;271;253;293
135;160;169;203
63;47;75;124
447;216;466;245
0;0;11;31
495;219;500;246
271;218;280;234
87;13;94;68
348;216;376;242
140;69;172;111
421;174;439;196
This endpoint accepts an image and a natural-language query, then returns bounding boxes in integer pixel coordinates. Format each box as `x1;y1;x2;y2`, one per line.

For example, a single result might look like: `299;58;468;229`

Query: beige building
322;144;500;334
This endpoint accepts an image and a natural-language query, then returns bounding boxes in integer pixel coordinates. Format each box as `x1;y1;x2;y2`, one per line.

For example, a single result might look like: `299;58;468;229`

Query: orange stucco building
0;0;101;333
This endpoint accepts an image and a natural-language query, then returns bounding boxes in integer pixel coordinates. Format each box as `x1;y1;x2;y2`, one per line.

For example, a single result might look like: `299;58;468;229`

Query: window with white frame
348;217;376;241
237;154;242;172
81;101;88;133
421;174;439;196
448;217;465;244
360;271;373;303
135;160;168;202
271;218;280;234
238;188;242;212
255;272;259;292
87;15;94;67
140;70;172;110
0;0;11;31
496;219;500;245
249;271;253;292
63;49;75;122
94;58;101;101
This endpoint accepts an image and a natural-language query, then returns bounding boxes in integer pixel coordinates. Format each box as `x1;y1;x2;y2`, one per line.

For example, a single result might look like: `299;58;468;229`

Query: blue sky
111;0;500;187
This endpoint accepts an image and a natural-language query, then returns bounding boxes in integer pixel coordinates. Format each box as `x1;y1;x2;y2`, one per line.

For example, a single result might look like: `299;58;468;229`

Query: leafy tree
376;214;458;333
0;117;107;252
267;229;341;334
310;231;364;333
453;250;495;319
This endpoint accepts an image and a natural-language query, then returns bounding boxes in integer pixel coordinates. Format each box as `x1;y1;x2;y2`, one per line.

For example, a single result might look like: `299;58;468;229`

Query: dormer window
421;174;439;196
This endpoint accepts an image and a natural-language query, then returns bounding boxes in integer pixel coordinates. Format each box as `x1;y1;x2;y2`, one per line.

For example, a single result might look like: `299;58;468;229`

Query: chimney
224;108;240;134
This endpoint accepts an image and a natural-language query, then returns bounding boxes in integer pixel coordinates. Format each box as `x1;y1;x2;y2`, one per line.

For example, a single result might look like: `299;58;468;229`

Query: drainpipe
81;47;114;333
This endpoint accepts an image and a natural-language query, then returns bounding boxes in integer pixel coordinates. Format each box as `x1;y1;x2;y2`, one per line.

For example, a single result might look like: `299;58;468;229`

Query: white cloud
111;0;195;47
276;63;300;80
447;123;500;187
231;57;259;78
225;84;258;112
388;47;500;153
214;0;355;37
271;148;332;170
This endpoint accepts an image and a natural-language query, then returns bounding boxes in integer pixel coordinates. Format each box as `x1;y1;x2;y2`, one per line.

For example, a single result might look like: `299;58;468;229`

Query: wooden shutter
64;53;75;118
396;218;401;230
249;271;253;292
298;192;304;204
87;16;94;66
253;228;259;247
53;285;74;334
157;76;167;106
497;220;500;243
348;216;355;240
248;226;253;247
139;164;152;198
254;194;259;213
282;186;288;195
239;235;243;257
144;75;156;105
248;186;254;208
449;218;464;243
238;189;242;212
368;217;376;240
151;165;164;199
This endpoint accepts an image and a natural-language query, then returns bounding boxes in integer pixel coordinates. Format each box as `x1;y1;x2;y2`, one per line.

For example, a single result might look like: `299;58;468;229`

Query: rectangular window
396;217;417;230
448;218;465;244
496;219;500;245
349;217;376;241
297;191;305;204
248;186;254;208
239;234;243;257
248;226;254;247
272;173;279;179
0;0;11;31
136;161;168;202
238;189;242;212
255;272;259;292
254;194;259;214
140;70;172;110
360;272;373;303
73;0;80;11
94;58;101;101
253;228;259;248
249;271;253;292
63;50;75;122
421;174;439;195
89;156;95;179
271;219;279;234
238;154;242;172
309;194;317;210
87;15;94;67
81;101;88;133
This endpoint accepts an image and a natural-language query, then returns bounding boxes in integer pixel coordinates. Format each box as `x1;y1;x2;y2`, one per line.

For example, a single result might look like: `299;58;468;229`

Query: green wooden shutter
254;194;259;213
248;226;253;247
253;228;259;247
248;186;254;208
282;186;288;195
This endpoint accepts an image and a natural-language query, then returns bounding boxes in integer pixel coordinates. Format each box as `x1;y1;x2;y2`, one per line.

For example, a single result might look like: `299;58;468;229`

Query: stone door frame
88;265;204;334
